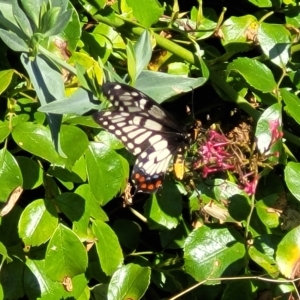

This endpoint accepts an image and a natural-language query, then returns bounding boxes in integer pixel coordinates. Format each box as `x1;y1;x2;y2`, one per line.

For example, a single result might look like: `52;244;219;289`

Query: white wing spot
140;99;147;109
121;136;128;142
128;128;146;139
149;135;162;144
131;92;139;96
109;125;115;130
135;147;141;154
114;85;122;90
115;130;122;135
134;131;152;145
127;142;134;149
153;140;168;150
102;121;108;126
116;122;126;127
123;126;137;133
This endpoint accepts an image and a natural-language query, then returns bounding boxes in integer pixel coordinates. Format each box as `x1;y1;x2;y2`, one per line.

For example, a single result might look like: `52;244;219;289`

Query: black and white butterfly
93;82;191;193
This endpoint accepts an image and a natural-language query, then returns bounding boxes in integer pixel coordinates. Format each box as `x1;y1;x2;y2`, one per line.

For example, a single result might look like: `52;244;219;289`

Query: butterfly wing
93;82;188;193
102;82;185;133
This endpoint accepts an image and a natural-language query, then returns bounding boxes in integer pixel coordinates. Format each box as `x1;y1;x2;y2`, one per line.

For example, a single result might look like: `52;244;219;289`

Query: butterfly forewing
102;83;184;132
93;82;190;193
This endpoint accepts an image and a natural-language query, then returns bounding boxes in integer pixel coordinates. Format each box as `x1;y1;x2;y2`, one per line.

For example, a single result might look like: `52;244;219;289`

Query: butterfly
93;82;192;193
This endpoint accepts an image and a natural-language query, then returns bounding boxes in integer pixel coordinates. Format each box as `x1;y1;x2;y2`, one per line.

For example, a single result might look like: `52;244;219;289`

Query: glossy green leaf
248;235;280;277
60;124;89;166
0;69;15;94
227;58;276;93
45;224;88;281
0;121;10;143
255;103;282;155
55;193;85;222
0;241;12;263
107;264;151;300
144;177;182;230
75;184;108;221
256;195;280;228
86;142;125;205
25;259;88;299
12;122;64;165
16;156;43;189
281;88;300;125
0;252;25;299
18;199;58;246
184;226;246;282
285;162;300;201
0;149;22;201
221;15;257;53
126;0;163;27
276;226;300;278
248;0;272;7
258;23;290;68
92;220;124;276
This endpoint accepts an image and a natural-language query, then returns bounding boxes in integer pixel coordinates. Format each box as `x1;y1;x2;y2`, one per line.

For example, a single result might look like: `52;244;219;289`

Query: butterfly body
93;83;190;193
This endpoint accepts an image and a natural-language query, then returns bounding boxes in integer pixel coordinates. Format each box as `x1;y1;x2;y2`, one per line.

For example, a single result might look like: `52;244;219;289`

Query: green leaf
281;88;300;125
184;226;246;282
227;57;276;93
0;121;10;143
38;88;97;115
43;9;73;37
135;71;206;104
276;226;300;278
16;156;43;189
248;0;272;7
144;177;182;230
55;193;85;222
113;219;140;250
18;199;58;246
75;184;109;221
12;0;33;37
134;30;152;79
258;23;291;68
60;125;89;166
0;251;25;299
40;7;61;35
20;0;42;28
86;142;125;205
285;162;300;201
12;122;64;165
256;195;280;228
0;29;29;52
255;103;282;156
45;224;88;281
0;149;22;201
126;0;163;27
0;69;16;94
248;235;280;277
92;220;124;276
107;264;151;300
126;40;136;84
25;259;88;299
0;241;12;263
221;15;257;53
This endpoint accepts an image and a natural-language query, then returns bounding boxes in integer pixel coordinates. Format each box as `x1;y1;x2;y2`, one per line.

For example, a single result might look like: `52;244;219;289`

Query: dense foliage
0;0;300;299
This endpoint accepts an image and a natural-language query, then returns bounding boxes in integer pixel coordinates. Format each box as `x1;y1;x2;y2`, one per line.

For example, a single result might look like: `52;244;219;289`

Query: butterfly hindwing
93;82;189;193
